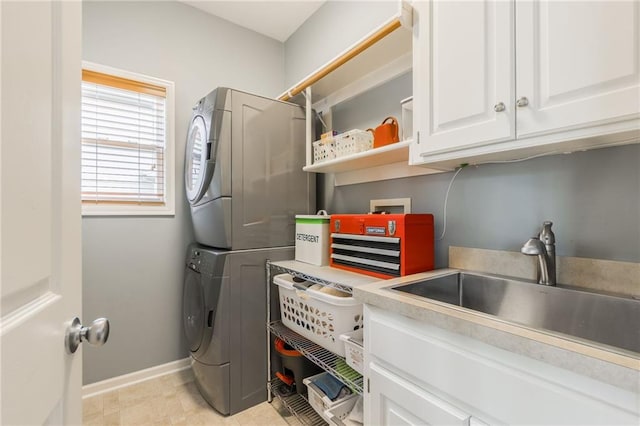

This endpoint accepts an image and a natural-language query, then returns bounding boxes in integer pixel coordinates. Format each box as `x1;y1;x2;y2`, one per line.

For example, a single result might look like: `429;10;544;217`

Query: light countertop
353;268;640;393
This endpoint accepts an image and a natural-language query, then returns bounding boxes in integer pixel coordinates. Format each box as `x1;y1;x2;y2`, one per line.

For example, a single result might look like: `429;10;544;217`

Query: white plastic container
334;129;373;158
303;372;357;422
274;274;363;356
295;210;330;266
325;396;361;426
401;96;413;141
338;329;364;374
312;137;337;163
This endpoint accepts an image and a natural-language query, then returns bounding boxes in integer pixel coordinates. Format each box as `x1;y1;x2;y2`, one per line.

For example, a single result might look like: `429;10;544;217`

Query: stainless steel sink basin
391;271;640;354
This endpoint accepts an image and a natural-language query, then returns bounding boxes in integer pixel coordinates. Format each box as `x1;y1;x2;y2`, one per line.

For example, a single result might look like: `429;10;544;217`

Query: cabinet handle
494;102;506;112
516;97;529;107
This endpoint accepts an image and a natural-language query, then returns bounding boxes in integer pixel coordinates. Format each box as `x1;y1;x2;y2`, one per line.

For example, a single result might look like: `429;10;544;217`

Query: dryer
183;243;293;415
184;88;315;250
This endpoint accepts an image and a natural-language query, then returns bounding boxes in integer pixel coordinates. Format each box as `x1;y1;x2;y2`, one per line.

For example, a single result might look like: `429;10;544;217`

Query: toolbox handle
369;198;411;214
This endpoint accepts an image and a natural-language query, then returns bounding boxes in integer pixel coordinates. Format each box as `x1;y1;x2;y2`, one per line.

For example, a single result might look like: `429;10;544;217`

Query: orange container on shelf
370;116;400;148
329;213;434;279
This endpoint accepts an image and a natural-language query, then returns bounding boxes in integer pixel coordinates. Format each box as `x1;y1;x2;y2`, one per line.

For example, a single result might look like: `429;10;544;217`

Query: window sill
82;204;175;217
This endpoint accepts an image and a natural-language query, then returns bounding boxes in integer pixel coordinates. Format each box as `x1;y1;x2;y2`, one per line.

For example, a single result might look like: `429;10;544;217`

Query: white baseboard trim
82;357;191;399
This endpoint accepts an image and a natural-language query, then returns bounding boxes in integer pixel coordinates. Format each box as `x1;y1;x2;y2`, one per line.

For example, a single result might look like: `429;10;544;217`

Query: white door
1;1;83;424
410;0;515;164
516;1;640;138
366;362;471;425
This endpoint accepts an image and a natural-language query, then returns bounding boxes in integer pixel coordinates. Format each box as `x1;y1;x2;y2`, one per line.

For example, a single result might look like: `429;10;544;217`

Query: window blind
81;69;167;205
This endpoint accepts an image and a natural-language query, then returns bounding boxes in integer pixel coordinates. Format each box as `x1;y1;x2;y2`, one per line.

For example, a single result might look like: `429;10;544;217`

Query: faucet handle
521;237;545;255
539;221;555;244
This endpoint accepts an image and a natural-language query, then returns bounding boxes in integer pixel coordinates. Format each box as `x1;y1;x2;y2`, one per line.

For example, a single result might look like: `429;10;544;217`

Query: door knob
65;317;110;354
494;102;506;112
516;97;529;107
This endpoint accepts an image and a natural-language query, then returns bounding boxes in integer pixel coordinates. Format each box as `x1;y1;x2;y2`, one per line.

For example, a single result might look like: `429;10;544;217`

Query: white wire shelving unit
266;260;369;424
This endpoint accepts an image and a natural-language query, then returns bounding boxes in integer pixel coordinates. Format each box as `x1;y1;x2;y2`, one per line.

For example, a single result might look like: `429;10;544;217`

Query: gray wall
321;143;640;267
82;1;284;385
284;1;397;88
331;71;412;132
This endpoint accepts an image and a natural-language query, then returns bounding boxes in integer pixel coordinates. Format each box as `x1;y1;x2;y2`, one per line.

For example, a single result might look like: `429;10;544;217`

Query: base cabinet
364;305;639;425
367;361;475;426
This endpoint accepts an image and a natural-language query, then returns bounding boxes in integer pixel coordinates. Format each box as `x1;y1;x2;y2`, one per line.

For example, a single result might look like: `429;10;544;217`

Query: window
81;62;175;216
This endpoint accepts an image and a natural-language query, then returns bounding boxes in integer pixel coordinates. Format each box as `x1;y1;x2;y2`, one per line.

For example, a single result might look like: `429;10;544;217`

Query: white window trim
81;61;175;217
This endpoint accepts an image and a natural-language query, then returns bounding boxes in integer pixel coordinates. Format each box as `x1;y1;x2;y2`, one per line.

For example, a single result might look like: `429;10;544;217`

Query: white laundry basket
274;274;363;356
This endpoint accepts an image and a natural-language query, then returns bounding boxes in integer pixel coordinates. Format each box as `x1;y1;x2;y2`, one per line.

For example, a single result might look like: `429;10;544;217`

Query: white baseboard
82;358;191;399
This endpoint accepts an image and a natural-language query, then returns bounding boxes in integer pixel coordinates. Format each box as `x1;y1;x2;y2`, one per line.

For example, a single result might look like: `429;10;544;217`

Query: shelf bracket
305;86;312;168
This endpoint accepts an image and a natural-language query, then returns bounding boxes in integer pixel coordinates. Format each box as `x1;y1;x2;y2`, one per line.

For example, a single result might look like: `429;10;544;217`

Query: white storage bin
325;396;362;426
303;372;357;422
313;137;337;164
334;130;373;158
338;329;364;374
295;210;330;266
274;274;363;356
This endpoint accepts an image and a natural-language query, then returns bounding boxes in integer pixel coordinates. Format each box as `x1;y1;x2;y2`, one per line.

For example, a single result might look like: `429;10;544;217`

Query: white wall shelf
276;1;442;185
301;139;443;186
304;139;413;174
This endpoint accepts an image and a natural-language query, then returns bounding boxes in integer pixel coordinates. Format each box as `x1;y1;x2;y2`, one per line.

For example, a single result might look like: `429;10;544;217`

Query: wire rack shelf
269;321;363;394
269;377;326;425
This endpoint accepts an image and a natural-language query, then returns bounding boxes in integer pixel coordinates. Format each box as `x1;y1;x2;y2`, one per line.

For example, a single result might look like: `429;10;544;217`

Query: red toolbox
329;213;434;279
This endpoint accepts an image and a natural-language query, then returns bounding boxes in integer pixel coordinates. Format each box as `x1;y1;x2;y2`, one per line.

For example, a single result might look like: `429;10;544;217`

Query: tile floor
82;369;302;426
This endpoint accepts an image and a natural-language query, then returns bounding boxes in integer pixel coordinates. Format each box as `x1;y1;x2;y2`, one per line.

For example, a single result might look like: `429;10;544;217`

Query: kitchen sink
391;271;640;354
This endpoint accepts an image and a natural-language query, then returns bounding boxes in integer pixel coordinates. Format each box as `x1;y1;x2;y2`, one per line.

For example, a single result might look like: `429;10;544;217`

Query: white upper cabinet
516;1;640;137
411;0;640;168
411;0;515;154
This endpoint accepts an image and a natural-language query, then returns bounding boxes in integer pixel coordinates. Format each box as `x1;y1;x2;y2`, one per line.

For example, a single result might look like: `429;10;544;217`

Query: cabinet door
367;362;471;426
411;0;514;164
516;1;640;137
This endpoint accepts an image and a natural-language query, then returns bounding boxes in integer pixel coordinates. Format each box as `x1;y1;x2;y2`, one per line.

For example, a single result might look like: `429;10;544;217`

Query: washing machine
183;243;293;415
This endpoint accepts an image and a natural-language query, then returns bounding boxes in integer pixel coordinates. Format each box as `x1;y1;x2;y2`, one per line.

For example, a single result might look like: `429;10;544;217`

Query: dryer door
185;115;213;204
183;267;205;352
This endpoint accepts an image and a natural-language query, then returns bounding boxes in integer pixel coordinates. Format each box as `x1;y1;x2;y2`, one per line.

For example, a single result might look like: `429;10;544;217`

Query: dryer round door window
183;268;205;352
185;115;208;203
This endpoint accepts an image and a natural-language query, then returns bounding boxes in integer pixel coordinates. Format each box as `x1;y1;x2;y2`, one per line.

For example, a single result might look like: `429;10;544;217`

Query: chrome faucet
521;221;556;286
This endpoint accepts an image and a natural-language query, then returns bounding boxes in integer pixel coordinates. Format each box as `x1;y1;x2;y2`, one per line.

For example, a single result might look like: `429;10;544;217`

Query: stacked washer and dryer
182;88;314;415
